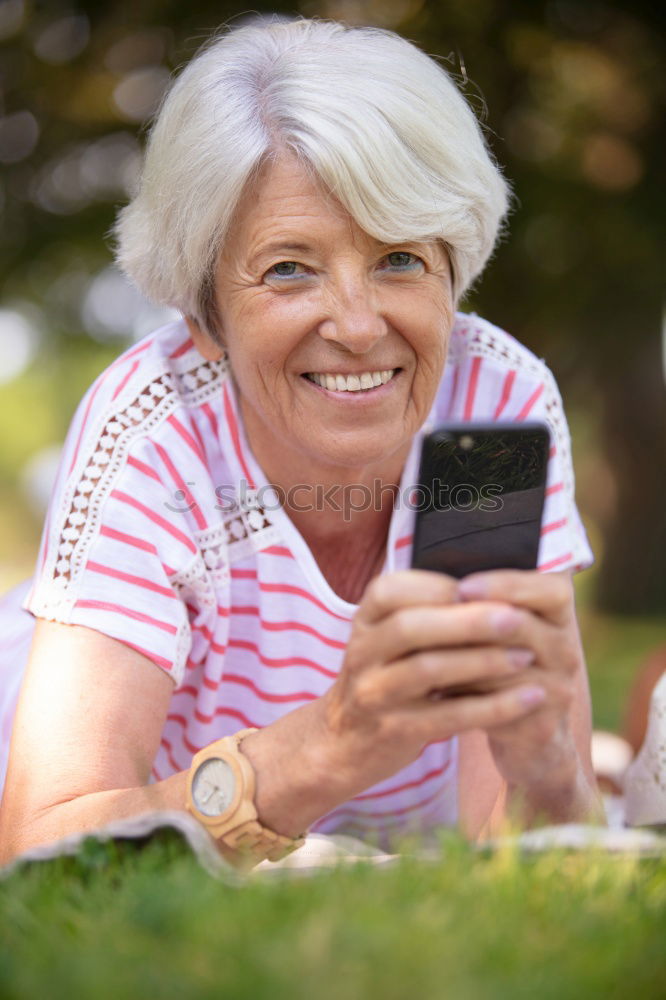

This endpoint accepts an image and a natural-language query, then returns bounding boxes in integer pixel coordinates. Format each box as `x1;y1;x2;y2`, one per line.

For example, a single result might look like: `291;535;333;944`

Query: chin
307;432;404;472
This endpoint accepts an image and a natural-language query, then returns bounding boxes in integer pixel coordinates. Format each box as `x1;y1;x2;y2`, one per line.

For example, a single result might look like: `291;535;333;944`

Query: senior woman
0;17;602;869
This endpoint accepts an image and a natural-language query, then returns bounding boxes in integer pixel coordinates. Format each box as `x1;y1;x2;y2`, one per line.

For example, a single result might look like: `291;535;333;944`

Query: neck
238;396;411;551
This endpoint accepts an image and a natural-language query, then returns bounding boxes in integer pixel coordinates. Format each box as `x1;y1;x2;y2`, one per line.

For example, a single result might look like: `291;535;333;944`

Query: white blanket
1;806;664;884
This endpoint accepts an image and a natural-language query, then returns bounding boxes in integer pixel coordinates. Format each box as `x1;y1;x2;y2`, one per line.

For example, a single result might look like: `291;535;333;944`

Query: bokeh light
503;107;562;162
581;133;643;191
20;445;63;517
0;308;41;384
104;28;172;72
0;0;24;41
113;67;171;123
0;111;39;165
81;266;180;342
30;133;141;214
32;14;90;65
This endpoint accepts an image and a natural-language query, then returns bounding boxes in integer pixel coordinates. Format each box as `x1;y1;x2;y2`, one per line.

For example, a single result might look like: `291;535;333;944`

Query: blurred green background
0;0;664;730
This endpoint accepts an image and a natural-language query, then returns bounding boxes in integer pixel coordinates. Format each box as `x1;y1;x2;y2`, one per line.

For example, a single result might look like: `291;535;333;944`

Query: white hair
113;16;511;337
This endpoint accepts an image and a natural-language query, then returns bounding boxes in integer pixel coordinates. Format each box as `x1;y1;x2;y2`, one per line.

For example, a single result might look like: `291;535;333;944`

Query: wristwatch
185;727;306;870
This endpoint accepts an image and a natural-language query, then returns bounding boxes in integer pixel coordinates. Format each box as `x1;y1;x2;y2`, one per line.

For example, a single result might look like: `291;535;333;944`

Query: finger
457;569;574;626
428;675;526;700
353;645;536;711
448;604;573;680
370;599;531;664
430;662;574;704
402;682;547;741
356;569;459;627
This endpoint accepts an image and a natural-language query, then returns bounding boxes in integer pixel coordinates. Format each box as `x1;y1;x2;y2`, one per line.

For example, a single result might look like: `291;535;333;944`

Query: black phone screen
410;422;550;578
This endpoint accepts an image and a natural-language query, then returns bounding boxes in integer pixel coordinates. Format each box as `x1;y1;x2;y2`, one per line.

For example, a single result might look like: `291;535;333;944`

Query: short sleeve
530;364;595;575
442;314;595;577
22;364;200;687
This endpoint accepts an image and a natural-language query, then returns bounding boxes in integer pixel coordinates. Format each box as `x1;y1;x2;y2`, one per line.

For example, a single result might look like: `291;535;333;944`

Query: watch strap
222;817;306;863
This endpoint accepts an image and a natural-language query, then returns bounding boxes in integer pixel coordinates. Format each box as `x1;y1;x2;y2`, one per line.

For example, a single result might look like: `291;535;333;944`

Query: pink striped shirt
0;313;594;845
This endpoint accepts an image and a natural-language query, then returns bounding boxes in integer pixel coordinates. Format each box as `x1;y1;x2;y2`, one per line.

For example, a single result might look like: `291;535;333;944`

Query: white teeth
307;369;397;392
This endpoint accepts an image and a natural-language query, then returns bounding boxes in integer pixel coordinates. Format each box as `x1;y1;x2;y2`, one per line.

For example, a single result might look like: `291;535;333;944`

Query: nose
317;275;388;354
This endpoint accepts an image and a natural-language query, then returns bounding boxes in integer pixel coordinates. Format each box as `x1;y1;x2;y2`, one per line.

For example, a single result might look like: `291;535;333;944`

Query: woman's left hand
455;568;590;794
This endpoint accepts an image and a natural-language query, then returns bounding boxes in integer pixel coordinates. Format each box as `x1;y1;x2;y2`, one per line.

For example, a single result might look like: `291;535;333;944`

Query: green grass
1;830;664;999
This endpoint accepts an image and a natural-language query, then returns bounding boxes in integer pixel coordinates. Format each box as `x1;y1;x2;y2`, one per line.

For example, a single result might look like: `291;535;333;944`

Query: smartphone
410;422;550;578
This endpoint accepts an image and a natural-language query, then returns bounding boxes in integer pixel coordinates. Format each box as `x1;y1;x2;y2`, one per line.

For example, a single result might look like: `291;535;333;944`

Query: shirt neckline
223;375;435;618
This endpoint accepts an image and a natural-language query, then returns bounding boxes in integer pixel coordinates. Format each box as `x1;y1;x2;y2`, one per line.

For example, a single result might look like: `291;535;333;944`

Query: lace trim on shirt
199;507;283;579
164;511;283;616
54;371;176;592
452;316;581;548
171;350;231;407
38;355;227;615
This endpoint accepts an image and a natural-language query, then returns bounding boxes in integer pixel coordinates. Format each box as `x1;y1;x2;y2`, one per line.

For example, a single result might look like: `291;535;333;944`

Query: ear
183;315;225;362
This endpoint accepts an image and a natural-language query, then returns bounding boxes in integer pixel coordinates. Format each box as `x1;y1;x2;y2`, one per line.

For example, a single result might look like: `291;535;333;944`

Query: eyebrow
248;241;318;268
247;237;438;270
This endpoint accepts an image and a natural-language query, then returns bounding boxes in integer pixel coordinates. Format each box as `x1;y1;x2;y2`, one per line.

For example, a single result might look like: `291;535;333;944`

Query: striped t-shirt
3;312;594;844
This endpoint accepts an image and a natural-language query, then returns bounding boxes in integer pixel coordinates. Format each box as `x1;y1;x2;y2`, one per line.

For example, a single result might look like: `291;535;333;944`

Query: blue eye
267;261;306;279
383;252;422;270
265;252;423;282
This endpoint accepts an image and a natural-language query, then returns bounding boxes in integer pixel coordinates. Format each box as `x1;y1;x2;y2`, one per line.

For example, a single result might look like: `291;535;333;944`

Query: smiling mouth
302;368;400;392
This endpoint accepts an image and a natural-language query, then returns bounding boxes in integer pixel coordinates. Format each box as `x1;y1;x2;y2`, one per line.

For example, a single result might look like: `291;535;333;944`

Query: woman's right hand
319;569;545;795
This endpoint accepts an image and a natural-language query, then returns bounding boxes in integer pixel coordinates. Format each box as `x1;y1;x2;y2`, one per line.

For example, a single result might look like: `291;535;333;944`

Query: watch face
192;757;237;817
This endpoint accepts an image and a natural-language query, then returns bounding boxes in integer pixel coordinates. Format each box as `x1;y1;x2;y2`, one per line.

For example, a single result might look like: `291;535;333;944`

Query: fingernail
490;608;522;635
518;685;546;708
458;576;488;600
507;647;535;669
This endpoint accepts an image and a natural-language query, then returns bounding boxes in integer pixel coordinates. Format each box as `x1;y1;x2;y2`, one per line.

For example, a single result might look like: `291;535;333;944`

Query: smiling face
189;153;455;488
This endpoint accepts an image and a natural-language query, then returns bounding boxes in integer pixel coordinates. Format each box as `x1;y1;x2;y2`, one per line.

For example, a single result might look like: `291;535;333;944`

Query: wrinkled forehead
223;151;351;242
220;150;448;268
